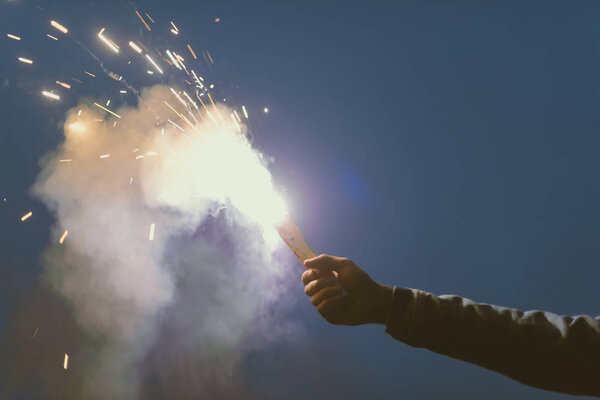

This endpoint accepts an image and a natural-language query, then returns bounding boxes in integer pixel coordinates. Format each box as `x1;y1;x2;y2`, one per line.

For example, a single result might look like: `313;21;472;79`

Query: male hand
302;254;393;326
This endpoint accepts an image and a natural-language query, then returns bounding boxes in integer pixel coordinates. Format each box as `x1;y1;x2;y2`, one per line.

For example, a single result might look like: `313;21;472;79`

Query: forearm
385;287;600;396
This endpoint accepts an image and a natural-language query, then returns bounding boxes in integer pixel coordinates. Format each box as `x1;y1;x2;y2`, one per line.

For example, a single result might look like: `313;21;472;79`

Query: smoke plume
22;85;298;399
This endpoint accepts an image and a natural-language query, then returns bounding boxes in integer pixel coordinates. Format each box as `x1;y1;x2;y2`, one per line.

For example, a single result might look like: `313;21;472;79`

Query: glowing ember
93;102;122;119
21;211;32;221
149;223;155;241
59;230;69;244
128;41;142;54
50;20;69;34
41;91;60;100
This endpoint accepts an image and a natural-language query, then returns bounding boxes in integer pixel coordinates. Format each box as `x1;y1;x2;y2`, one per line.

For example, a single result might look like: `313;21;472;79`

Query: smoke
24;85;299;399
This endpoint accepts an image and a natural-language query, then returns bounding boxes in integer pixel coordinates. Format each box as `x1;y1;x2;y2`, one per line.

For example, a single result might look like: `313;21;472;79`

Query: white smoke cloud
32;85;298;399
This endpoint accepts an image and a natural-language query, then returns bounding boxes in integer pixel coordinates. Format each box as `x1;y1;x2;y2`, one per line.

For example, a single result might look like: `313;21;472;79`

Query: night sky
1;1;600;399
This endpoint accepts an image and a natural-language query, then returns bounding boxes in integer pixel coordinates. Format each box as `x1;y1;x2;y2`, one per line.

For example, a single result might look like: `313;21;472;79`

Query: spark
100;154;110;159
68;123;84;131
21;211;32;221
234;110;241;122
98;28;119;53
33;328;39;339
71;77;82;83
63;353;69;370
50;20;68;34
128;41;142;54
145;54;163;74
166;50;182;70
84;71;96;77
167;119;184;132
106;100;110;106
46;34;58;40
145;12;155;23
59;230;69;244
135;10;151;31
56;81;71;89
171;29;179;35
129;177;133;184
187;44;197;59
136;155;144;160
215;18;221;22
170;21;179;31
41;91;60;100
170;88;187;107
18;57;33;64
132;148;140;153
59;159;72;163
206;50;214;64
120;90;127;94
149;223;155;241
264;107;269;113
182;91;198;109
6;34;21;41
93;102;122;119
77;109;82;116
147;70;153;74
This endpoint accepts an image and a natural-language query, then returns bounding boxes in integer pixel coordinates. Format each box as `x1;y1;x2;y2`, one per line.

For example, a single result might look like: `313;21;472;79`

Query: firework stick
275;217;348;293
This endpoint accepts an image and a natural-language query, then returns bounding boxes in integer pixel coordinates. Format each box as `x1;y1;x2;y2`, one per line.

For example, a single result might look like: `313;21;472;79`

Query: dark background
1;0;599;398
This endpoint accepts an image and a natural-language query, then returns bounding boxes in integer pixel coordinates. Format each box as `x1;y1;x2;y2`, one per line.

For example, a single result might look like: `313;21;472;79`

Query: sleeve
385;286;600;397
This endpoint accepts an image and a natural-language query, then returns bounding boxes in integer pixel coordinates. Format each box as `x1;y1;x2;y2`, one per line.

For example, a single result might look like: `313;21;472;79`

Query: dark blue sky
2;1;600;398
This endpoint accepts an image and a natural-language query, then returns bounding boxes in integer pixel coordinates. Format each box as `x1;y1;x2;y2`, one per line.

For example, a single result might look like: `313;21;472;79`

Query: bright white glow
68;123;85;131
18;57;33;64
98;28;119;53
149;223;155;241
145;54;163;74
42;91;60;100
128;41;142;54
263;107;269;113
50;20;68;34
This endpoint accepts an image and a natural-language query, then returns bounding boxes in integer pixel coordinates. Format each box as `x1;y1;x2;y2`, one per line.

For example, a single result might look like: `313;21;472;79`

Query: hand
302;254;393;326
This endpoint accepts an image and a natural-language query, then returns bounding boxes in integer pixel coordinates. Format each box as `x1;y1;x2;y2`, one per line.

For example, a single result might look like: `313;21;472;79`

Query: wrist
373;284;394;325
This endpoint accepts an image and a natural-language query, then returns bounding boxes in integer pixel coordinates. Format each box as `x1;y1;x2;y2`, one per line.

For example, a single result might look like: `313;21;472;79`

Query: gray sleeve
385;287;600;397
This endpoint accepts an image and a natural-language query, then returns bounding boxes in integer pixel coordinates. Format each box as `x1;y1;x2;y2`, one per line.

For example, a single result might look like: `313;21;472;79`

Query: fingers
304;254;352;274
304;276;337;296
302;269;320;286
310;285;345;307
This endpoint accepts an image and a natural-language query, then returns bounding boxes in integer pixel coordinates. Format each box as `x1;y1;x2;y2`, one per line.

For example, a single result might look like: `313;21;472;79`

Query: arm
302;254;600;397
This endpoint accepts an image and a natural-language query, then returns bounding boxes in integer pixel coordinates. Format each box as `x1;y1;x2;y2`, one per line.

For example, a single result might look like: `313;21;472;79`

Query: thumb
304;254;351;274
